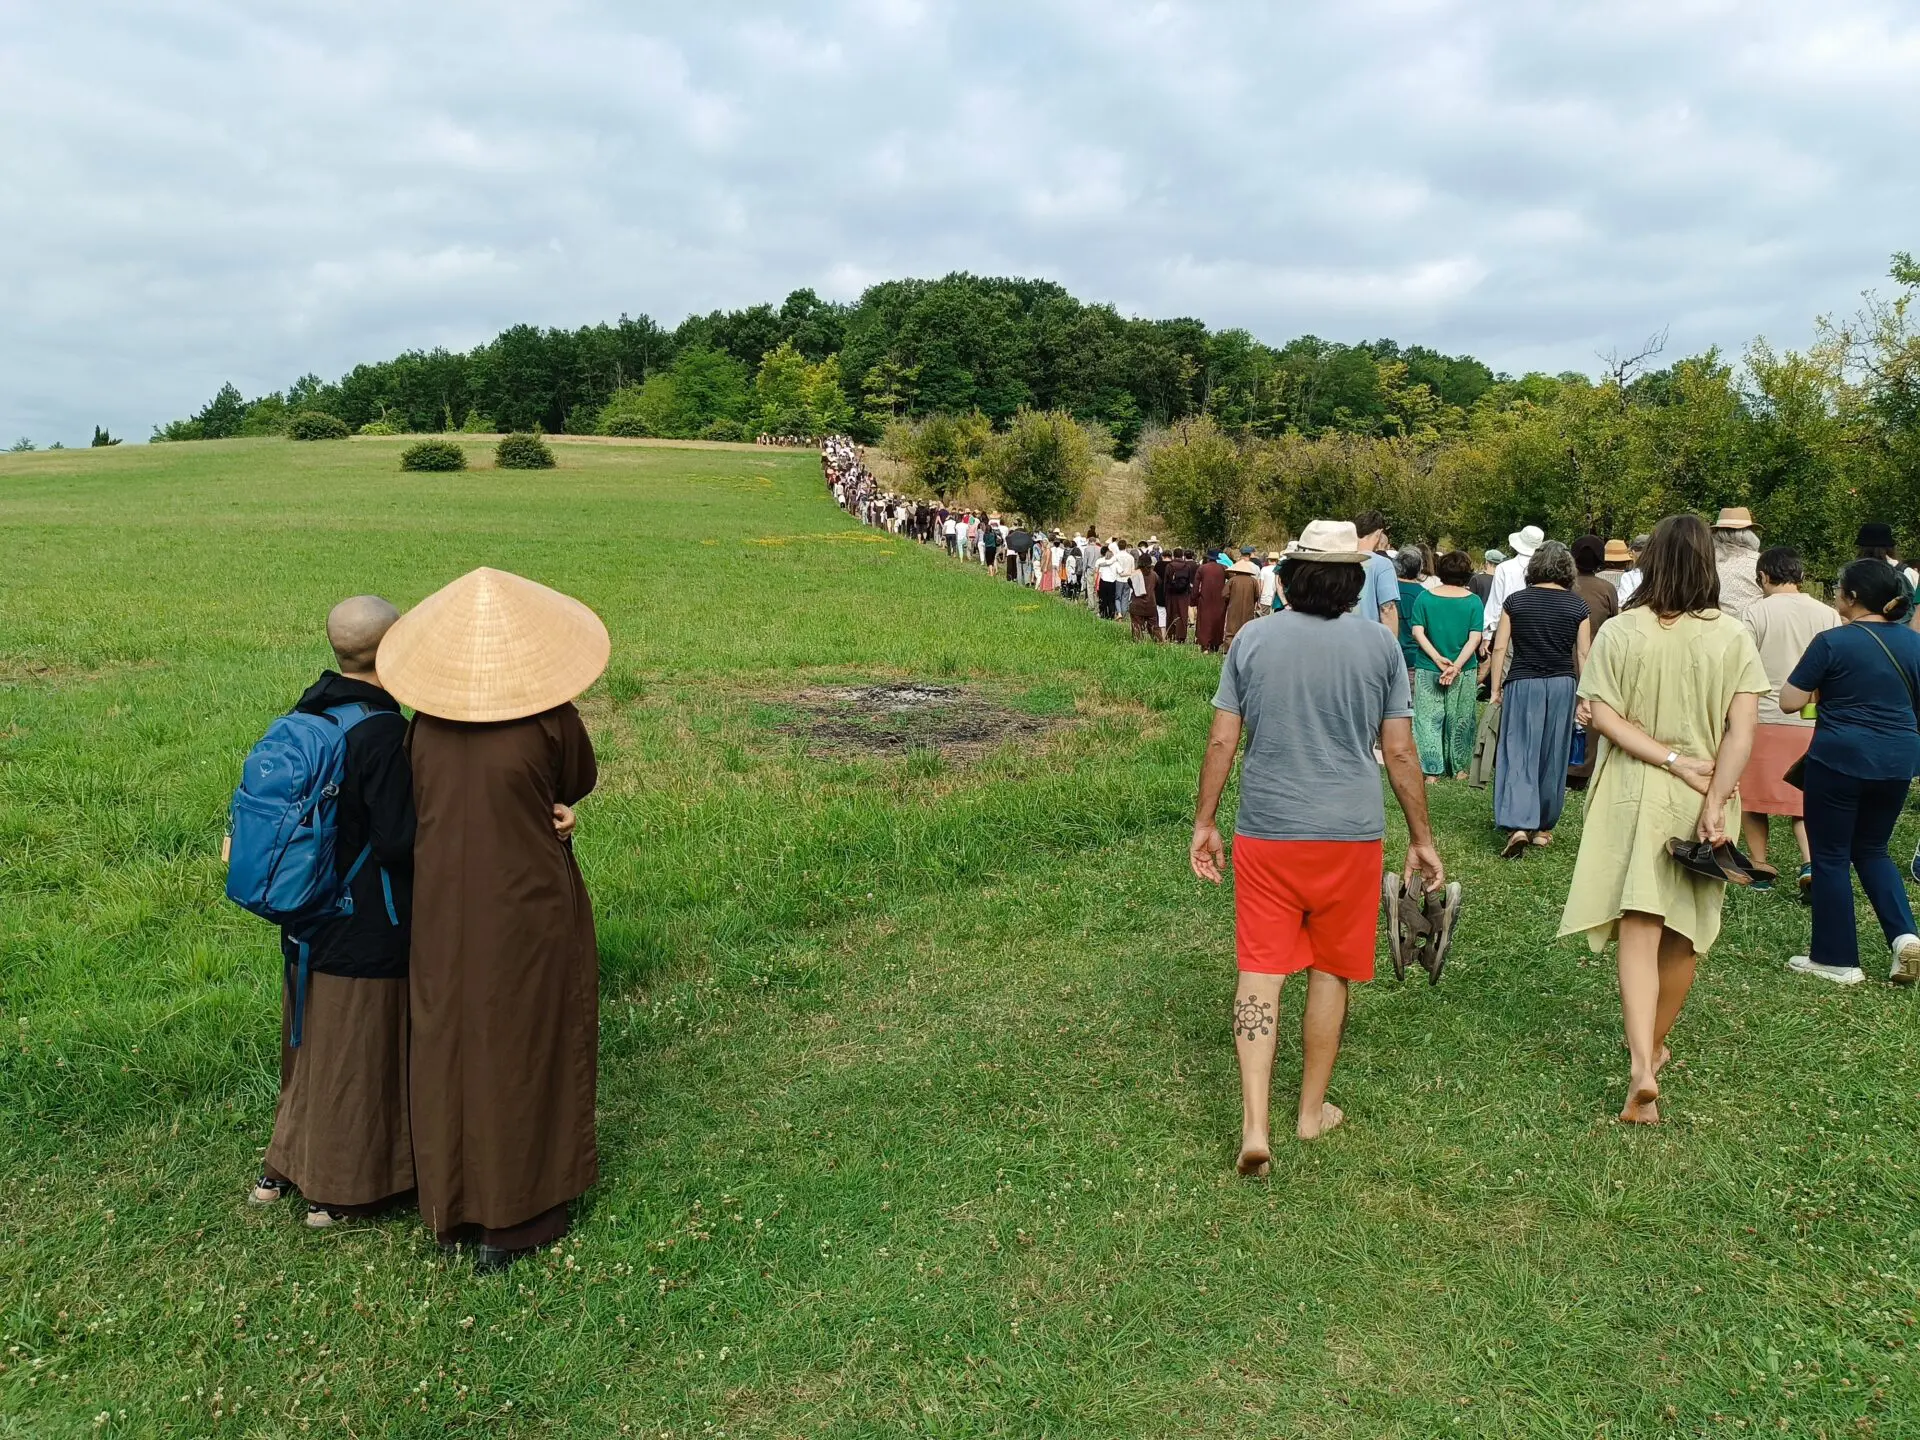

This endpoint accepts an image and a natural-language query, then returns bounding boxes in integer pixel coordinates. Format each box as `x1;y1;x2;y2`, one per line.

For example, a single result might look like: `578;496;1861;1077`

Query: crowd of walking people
825;437;1920;1143
218;442;1920;1265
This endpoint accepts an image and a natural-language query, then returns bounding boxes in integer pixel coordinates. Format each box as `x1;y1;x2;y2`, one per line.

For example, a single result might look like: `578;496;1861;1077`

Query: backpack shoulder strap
324;701;377;734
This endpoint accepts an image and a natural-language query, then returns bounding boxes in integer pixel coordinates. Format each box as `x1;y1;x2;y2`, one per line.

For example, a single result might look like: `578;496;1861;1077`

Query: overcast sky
4;0;1917;445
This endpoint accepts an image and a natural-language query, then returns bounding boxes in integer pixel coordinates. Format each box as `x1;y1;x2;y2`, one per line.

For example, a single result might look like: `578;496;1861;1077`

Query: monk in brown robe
252;596;416;1228
377;567;610;1269
1195;553;1229;653
1224;549;1262;646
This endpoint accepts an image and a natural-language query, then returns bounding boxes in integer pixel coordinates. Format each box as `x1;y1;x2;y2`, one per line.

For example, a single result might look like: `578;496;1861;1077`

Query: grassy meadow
4;435;1920;1438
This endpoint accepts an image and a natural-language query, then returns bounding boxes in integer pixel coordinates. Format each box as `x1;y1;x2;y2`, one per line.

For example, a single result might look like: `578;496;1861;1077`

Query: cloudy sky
4;0;1917;444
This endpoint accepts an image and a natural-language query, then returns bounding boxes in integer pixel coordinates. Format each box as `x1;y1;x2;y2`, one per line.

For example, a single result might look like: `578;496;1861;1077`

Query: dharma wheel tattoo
1233;997;1274;1041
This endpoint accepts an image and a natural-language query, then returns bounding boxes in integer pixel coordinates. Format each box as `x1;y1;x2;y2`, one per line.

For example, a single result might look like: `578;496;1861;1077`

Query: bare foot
1297;1102;1345;1141
1619;1077;1661;1125
1532;831;1554;848
1236;1138;1272;1178
1655;1045;1672;1077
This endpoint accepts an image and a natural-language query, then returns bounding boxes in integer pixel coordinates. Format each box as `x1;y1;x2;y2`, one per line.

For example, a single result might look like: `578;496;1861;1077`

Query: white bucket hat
1507;524;1546;557
1283;520;1369;564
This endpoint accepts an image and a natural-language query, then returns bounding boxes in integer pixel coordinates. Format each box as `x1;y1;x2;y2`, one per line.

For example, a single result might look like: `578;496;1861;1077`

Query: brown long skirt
264;973;415;1210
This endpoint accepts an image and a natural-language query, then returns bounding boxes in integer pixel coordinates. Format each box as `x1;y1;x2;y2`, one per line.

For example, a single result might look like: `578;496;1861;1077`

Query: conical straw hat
376;567;609;723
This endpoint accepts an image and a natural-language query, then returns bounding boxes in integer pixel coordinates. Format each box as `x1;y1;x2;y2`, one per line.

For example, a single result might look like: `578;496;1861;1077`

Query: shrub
400;439;467;472
496;432;556;469
459;410;493;433
601;413;650;438
700;418;750;443
286;410;350;441
357;420;400;437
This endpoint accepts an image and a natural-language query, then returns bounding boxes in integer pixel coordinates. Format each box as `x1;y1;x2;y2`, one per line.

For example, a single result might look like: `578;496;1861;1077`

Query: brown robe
407;703;599;1246
264;974;413;1210
1223;565;1261;644
1195;561;1228;653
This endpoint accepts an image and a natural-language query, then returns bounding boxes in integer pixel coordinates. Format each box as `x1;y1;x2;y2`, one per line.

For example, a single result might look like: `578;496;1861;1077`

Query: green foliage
1141;417;1264;553
700;418;751;442
890;410;993;499
976;408;1097;528
595;389;652;438
399;438;467;471
285;410;351;441
356;419;400;436
496;432;556;469
753;341;856;439
460;408;493;433
8;436;35;452
90;425;121;447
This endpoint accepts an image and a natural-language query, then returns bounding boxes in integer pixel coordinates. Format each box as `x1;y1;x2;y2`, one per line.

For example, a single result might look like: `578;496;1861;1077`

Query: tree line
889;255;1920;572
149;273;1495;454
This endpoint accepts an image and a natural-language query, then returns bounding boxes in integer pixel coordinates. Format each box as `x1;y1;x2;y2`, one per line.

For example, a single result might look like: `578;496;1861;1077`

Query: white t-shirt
1483;552;1533;635
1257;566;1277;608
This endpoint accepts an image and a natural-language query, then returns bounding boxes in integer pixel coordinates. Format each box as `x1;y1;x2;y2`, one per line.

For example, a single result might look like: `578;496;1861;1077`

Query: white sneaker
1890;934;1920;986
1787;956;1865;986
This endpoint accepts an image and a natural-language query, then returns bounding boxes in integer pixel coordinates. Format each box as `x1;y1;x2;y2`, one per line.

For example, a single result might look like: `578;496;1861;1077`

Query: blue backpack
225;701;381;1047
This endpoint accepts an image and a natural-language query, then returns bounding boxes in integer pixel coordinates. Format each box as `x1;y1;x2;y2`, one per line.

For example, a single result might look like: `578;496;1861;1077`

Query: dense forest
151;273;1497;453
148;258;1920;564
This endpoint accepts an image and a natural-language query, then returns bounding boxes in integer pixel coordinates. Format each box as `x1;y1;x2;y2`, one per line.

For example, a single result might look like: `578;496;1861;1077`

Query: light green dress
1558;608;1769;954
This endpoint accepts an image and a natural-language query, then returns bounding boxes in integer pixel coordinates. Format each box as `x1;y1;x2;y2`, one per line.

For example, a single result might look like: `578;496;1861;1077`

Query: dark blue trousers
1802;757;1917;968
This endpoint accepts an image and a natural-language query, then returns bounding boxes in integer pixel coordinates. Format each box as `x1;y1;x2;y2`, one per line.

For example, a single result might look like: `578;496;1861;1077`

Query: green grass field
4;436;1919;1438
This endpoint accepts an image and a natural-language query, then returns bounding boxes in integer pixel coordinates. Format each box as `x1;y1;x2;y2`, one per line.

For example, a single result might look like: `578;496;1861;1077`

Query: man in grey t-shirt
1190;520;1445;1170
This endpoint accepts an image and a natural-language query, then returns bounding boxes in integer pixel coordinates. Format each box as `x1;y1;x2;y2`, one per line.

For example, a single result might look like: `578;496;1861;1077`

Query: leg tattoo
1234;996;1275;1041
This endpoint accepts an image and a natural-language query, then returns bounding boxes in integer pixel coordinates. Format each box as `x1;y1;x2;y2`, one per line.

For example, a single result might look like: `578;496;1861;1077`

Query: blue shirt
1787;622;1920;780
1360;553;1398;623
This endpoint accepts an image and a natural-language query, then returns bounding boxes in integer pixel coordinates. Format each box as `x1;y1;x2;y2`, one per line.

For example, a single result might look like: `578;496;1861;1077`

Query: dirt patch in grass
779;683;1069;759
0;655;154;688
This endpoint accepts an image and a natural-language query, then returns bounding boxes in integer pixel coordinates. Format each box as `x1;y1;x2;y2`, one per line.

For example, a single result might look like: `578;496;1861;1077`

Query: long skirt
264;973;414;1211
1494;675;1577;831
1744;724;1813;818
1413;668;1478;777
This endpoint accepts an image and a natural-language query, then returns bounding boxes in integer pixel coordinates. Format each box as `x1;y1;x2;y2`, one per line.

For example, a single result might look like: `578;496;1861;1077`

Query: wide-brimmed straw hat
1283;520;1368;564
376;567;609;723
1713;506;1755;530
1603;538;1632;565
1507;524;1545;556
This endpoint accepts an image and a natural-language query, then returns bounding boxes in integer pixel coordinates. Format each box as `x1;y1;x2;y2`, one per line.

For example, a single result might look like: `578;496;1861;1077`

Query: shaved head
326;595;400;674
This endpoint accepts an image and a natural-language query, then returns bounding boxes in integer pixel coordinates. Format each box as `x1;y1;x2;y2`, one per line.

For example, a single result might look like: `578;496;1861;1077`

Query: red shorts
1233;835;1383;981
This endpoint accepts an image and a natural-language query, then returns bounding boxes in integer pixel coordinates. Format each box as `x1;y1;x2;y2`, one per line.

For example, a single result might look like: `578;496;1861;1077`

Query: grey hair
1394;547;1425;580
1525;539;1576;587
1714;527;1761;553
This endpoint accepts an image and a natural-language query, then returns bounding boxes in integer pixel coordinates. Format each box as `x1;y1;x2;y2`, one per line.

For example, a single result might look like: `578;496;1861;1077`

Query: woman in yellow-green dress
1558;514;1768;1127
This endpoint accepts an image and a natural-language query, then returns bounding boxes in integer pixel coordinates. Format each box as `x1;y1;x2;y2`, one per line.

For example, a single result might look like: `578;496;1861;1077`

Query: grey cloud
2;0;1916;444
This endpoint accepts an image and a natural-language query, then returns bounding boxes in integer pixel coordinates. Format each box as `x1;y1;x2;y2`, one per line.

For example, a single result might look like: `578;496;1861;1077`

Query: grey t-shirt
1212;609;1412;841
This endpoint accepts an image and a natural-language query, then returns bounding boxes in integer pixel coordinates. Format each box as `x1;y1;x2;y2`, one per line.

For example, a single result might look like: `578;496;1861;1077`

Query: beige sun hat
1284;519;1369;564
376;567;610;723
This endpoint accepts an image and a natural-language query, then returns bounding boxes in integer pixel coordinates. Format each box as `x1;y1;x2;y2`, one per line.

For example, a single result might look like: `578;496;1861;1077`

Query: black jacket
277;672;414;979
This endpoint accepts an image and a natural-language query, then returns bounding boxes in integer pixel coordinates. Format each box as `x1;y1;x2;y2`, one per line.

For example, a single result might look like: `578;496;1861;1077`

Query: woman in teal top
1409;550;1486;779
1395;551;1427;671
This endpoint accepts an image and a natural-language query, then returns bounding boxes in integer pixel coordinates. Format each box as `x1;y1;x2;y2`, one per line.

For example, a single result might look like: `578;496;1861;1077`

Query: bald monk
251;596;416;1228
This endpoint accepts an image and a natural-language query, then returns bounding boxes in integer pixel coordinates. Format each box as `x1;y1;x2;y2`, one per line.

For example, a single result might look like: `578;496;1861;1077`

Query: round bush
357;420;400;437
601;414;650;438
700;418;751;442
286;410;350;441
496;432;556;469
399;439;467;472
